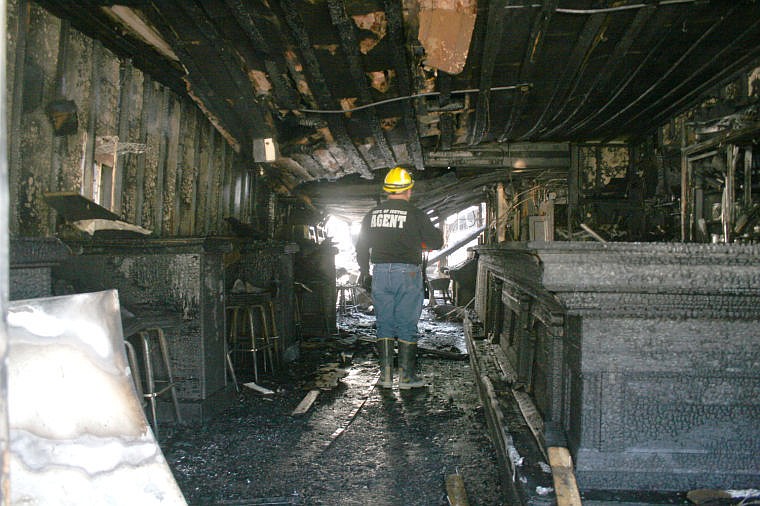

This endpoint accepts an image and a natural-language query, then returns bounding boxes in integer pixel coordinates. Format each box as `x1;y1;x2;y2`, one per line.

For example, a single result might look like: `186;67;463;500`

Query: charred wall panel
8;4;269;239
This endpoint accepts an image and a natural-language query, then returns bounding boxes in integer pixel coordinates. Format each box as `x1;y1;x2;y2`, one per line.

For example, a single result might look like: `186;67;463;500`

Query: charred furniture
474;241;760;494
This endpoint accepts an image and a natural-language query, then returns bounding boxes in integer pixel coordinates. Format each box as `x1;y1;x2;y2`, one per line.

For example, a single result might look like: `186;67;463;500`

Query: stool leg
156;328;183;425
253;304;273;375
140;331;159;438
124;340;144;401
226;307;240;392
267;301;281;368
246;308;260;383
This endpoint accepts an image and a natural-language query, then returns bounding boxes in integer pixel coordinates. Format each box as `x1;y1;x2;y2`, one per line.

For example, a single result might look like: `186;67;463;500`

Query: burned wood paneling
9;5;272;238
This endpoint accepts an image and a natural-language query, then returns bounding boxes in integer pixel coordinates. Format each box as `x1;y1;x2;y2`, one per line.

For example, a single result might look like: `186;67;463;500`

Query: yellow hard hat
383;166;414;193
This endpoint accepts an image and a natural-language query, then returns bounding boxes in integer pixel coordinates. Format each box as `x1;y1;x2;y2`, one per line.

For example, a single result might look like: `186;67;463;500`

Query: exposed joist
592;3;740;138
468;0;508;146
519;9;608;140
170;0;272;140
144;2;248;151
499;0;558;141
34;0;186;95
327;0;396;166
383;0;425;171
622;15;760;138
564;7;693;139
541;4;656;138
223;0;301;109
277;0;374;178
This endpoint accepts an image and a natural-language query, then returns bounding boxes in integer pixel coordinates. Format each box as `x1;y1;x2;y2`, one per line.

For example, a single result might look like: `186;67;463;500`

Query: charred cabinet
475;242;760;493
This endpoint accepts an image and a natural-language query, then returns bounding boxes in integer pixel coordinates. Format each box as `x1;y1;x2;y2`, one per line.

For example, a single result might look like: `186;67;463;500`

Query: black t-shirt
356;198;443;271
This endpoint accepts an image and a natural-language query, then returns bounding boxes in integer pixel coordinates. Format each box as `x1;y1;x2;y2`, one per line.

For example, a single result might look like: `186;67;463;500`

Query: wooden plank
8;0;30;235
548;446;582;506
445;474;470;506
133;78;151;227
166;95;182;236
189;109;202;235
512;389;547;462
113;60;132;214
291;389;320;416
153;87;170;235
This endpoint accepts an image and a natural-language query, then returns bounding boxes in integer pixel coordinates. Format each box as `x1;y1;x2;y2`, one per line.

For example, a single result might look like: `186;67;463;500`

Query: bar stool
336;284;359;314
263;299;281;369
226;304;276;385
124;326;183;438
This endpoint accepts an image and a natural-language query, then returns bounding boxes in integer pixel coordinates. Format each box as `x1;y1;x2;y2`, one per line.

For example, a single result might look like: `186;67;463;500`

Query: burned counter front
54;237;233;422
9;237;71;300
474;242;760;493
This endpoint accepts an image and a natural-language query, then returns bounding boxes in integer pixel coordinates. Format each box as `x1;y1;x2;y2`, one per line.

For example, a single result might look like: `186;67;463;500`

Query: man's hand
359;272;372;292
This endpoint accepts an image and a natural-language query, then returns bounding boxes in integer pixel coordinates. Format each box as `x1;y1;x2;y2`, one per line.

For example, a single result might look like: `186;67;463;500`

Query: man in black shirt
356;167;443;389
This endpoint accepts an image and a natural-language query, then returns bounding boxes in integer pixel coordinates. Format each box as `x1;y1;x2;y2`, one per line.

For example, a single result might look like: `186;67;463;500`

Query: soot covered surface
161;308;505;505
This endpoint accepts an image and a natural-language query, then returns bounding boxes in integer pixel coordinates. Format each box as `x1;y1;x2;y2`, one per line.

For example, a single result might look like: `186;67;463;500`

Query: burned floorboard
161;309;504;505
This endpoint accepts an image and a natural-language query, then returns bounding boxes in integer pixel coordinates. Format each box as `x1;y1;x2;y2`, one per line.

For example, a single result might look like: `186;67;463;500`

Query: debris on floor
161;307;504;505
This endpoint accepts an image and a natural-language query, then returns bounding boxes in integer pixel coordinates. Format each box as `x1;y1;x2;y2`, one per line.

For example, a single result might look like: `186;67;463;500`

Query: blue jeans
371;263;423;343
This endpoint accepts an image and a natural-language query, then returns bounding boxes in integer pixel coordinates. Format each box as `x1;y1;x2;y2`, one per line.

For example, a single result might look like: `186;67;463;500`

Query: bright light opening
443;203;485;267
326;215;361;284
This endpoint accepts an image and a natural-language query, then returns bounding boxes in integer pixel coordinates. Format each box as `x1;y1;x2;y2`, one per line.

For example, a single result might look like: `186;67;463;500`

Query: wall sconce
252;137;278;163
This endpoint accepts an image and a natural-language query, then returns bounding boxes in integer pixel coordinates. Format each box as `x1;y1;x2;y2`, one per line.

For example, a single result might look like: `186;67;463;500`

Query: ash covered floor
161;306;505;505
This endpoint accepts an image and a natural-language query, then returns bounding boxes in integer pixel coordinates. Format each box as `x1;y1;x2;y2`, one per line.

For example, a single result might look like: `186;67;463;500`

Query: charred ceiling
34;0;760;219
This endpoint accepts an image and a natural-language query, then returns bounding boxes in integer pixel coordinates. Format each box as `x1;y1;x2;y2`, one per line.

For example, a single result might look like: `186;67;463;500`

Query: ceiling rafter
170;0;272;141
468;0;508;146
35;0;186;95
223;0;301;109
591;3;741;137
563;8;692;138
144;1;249;149
618;14;760;137
383;0;425;171
499;0;559;142
541;5;656;139
327;0;397;166
436;72;455;151
277;0;374;178
519;10;608;140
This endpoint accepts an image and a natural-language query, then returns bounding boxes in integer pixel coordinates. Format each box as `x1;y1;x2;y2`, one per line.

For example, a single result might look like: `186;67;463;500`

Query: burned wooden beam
383;0;425;171
468;0;508;146
169;0;273;143
34;0;186;95
564;7;692;139
327;0;396;166
277;0;374;179
519;10;608;140
592;3;741;138
541;5;656;138
499;0;558;141
223;0;301;109
626;14;760;137
144;2;248;151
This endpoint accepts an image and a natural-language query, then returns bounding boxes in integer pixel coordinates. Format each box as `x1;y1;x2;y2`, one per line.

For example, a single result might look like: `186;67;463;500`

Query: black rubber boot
376;338;394;388
398;340;426;389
